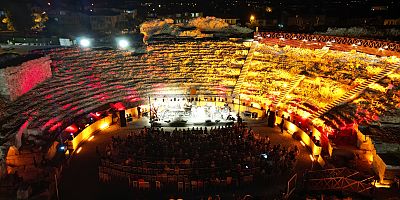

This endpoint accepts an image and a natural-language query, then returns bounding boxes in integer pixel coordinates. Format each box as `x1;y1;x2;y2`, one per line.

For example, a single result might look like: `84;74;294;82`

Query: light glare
118;39;129;49
79;38;91;48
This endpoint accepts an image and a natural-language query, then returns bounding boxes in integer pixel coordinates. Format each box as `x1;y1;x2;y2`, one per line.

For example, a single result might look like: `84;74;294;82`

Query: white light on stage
79;38;91;48
118;39;130;49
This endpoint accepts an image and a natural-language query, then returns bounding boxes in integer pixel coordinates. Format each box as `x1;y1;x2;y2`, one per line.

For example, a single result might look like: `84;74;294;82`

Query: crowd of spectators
100;123;299;191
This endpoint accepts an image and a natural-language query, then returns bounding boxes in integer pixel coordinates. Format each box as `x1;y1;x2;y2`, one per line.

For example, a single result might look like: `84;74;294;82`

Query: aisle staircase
310;63;400;120
232;41;258;96
273;74;305;107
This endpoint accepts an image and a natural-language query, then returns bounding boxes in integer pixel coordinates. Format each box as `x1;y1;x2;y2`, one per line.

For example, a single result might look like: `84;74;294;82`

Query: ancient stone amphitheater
0;33;399;183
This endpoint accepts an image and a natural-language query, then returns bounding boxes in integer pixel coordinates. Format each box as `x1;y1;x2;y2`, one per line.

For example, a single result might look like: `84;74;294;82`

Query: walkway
248;122;313;198
59;118;312;200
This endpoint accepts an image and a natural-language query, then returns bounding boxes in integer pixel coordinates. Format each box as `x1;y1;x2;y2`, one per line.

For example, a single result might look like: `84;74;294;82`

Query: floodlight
79;38;91;48
118;39;130;49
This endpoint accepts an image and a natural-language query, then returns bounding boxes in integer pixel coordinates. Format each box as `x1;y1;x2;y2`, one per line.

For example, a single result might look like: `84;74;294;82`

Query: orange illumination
373;181;391;188
100;123;109;130
300;141;305;146
368;153;374;162
309;154;315;162
88;135;94;141
76;147;82;154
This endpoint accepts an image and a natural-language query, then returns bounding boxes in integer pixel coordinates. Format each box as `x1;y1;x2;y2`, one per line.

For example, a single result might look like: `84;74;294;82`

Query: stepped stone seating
0;40;248;144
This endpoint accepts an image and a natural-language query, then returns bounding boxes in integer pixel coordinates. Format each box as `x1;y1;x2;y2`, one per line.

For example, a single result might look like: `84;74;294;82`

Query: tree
31;10;49;31
1;11;15;31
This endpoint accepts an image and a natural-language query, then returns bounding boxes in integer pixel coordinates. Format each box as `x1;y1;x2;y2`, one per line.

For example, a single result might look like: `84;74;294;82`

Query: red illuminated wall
0;56;52;101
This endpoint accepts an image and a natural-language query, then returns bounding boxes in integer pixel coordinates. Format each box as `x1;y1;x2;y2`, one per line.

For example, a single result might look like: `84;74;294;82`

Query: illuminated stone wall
0;56;52;101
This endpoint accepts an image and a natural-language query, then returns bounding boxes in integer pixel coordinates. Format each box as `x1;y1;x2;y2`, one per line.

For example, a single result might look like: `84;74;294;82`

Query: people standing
280;115;285;134
137;106;141;118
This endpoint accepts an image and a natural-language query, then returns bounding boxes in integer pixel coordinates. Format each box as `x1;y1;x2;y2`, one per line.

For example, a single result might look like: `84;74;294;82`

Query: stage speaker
119;110;127;127
267;111;276;127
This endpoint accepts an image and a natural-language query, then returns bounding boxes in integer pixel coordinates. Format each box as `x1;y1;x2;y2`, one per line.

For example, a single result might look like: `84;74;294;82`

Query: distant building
287;15;326;29
90;12;120;33
384;18;400;26
89;9;136;33
371;6;389;11
222;18;240;25
255;19;277;27
47;9;90;34
345;17;383;27
173;12;203;23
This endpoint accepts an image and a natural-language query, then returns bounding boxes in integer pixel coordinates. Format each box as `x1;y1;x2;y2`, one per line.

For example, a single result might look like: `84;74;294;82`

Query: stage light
309;154;315;161
76;147;82;154
79;38;91;48
59;146;66;151
118;39;130;49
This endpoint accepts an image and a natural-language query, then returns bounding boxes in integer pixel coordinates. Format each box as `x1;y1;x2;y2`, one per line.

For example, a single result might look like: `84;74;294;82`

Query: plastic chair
178;181;184;192
197;180;204;191
132;181;138;190
191;180;198;191
184;181;191;192
156;181;161;191
139;181;150;191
